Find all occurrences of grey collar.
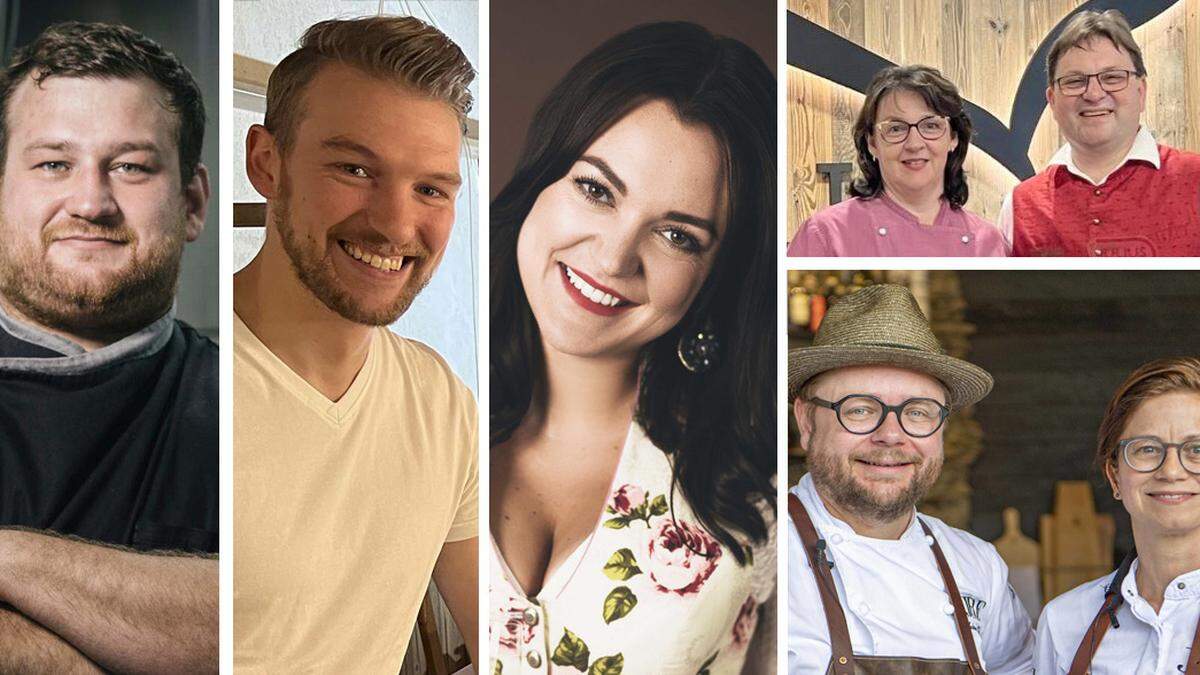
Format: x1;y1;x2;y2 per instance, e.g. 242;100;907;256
0;304;176;376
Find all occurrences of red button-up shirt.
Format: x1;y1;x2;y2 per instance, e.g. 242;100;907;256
1012;143;1200;256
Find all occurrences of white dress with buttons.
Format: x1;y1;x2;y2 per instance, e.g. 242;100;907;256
786;475;1035;674
1035;561;1200;674
490;423;776;674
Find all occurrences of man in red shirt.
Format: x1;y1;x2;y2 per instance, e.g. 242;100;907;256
999;10;1200;256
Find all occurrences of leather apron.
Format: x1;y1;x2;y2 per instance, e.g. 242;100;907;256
789;494;986;675
1067;552;1200;675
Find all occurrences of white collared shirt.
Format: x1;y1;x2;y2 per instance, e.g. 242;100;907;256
1036;560;1200;675
787;475;1035;674
998;126;1162;247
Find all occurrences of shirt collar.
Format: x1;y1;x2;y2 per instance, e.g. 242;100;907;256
1048;126;1161;185
1119;558;1200;624
0;303;175;375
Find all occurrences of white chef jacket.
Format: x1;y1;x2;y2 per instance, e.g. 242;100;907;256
787;474;1035;674
1035;560;1200;674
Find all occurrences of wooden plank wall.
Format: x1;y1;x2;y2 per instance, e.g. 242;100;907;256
786;0;1200;241
960;271;1200;556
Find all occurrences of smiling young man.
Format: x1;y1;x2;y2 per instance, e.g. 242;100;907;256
999;9;1200;256
786;285;1034;674
233;16;478;672
0;21;216;674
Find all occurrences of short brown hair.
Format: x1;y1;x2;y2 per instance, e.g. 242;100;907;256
265;16;474;153
1096;357;1200;471
1046;9;1147;84
0;21;206;183
849;65;973;209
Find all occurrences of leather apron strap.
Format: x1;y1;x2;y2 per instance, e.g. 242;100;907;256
1185;610;1200;675
789;493;856;675
918;519;986;675
1066;552;1136;675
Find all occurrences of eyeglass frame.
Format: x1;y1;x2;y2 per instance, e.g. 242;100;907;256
872;115;951;144
808;394;951;438
1117;435;1200;474
1052;69;1140;96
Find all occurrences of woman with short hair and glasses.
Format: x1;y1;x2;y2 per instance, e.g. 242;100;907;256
788;65;1007;256
1036;357;1200;674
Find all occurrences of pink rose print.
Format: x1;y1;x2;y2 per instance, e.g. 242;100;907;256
731;596;759;648
644;519;722;595
491;591;536;654
609;484;647;517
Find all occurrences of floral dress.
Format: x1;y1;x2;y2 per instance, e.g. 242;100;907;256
489;423;776;674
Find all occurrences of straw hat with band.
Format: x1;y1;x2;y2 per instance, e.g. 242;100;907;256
788;284;993;409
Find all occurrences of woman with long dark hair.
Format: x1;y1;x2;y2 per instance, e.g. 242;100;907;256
787;65;1007;257
489;21;776;673
1036;357;1200;674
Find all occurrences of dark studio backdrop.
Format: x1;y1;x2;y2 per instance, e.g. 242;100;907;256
1;0;219;337
490;0;776;198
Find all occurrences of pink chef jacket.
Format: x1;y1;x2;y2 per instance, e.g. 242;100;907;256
787;194;1008;257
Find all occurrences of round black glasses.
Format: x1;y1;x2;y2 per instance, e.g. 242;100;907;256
1118;436;1200;474
808;394;950;438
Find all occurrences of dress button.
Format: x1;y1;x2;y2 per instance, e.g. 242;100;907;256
942;603;955;615
961;235;970;244
1094;188;1102;196
878;227;888;236
1094;249;1103;256
526;650;543;668
1092;218;1101;225
522;607;539;626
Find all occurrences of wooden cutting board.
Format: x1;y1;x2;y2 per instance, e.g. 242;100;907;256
1040;481;1114;602
993;507;1042;618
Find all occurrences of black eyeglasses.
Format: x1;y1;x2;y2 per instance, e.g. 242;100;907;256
873;115;950;144
809;394;950;438
1118;436;1200;474
1053;69;1138;96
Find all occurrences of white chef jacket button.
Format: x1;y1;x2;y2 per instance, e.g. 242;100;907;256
858;602;870;615
522;607;539;626
526;650;543;668
924;535;935;546
878;227;888;236
830;533;844;545
961;235;970;244
942;603;954;615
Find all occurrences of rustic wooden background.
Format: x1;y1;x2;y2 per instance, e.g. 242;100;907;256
962;270;1200;558
786;0;1200;240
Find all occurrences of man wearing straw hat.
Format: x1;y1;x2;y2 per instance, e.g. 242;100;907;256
787;284;1034;674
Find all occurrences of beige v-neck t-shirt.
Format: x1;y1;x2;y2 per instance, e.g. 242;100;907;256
233;314;477;673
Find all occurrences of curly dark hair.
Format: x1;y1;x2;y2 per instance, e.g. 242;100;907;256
491;22;776;565
0;21;206;184
849;65;973;208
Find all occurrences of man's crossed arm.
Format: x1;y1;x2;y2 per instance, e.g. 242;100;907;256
0;528;217;674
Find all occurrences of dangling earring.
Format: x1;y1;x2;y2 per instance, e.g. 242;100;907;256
677;325;719;373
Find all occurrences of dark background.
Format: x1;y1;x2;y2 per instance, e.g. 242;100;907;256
490;0;776;199
962;270;1200;557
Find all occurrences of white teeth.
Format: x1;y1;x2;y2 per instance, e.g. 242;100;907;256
340;241;406;272
563;265;623;307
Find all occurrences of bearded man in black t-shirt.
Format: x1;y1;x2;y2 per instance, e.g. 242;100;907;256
0;22;216;673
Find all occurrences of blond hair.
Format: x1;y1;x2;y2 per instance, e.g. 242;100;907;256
1047;9;1146;83
264;16;474;151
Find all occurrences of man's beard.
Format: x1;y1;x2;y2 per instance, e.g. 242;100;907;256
807;439;943;524
0;217;183;340
272;174;433;326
